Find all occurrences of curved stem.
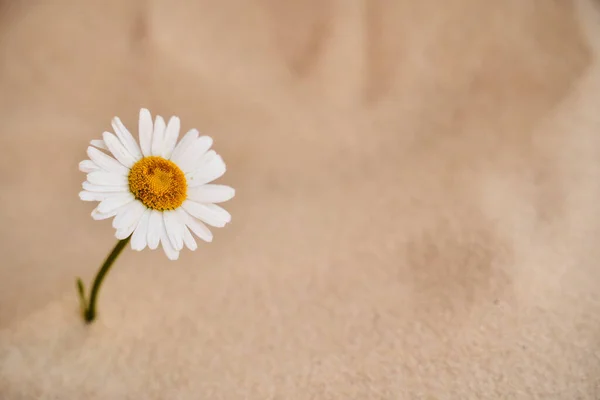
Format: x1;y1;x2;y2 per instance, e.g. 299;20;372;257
79;236;131;324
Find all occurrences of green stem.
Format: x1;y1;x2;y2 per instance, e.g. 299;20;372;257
77;236;131;324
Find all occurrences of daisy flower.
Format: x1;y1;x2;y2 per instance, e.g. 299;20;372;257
75;109;234;323
79;108;234;260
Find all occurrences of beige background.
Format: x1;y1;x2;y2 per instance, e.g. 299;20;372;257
1;0;600;398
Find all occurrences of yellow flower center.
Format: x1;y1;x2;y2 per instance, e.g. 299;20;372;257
128;156;187;211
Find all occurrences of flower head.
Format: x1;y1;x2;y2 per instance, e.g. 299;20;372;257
79;108;235;260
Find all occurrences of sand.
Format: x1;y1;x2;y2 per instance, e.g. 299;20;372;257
1;0;600;398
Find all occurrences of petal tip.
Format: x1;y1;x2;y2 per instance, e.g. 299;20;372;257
79;191;93;201
90;209;105;220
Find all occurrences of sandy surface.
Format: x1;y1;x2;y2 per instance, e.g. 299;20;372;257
1;0;600;398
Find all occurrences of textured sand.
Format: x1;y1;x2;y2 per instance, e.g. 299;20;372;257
1;0;600;398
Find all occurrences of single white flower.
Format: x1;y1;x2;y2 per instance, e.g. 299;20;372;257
78;108;235;260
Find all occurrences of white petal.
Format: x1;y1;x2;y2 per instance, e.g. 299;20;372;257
87;147;130;175
177;137;213;173
112;200;146;234
147;210;163;250
177;208;213;242
163;210;184;251
87;171;128;186
131;209;151;251
115;203;146;239
116;226;133;240
82;181;129;193
182;200;228;228
205;203;232;224
116;224;141;240
79;190;117;202
90;139;108;150
112;206;128;228
103;132;136;168
139;108;153;157
97;192;135;213
170;129;199;163
187;138;216;173
160;226;180;260
162;116;181;159
182;225;197;250
79;160;100;173
186;153;226;187
91;208;118;220
112;116;142;160
151;115;166;156
187;184;235;204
